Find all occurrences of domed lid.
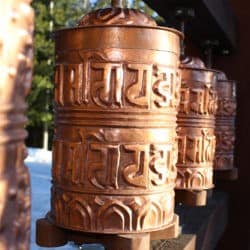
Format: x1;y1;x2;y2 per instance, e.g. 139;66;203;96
78;0;156;27
216;71;228;81
180;57;206;69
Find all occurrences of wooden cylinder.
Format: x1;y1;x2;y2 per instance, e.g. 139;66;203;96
176;58;217;192
214;72;237;175
48;7;182;235
0;1;34;249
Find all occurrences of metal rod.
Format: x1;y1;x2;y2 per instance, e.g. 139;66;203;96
203;40;219;69
175;8;195;60
180;20;185;59
206;47;213;69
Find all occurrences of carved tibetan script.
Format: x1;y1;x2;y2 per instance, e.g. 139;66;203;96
53;139;176;189
179;84;217;115
54;60;180;109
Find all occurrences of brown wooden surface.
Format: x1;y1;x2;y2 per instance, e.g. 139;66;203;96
36;215;179;249
175;189;211;206
151;192;228;250
0;1;33;249
175;58;217;203
214;74;237;174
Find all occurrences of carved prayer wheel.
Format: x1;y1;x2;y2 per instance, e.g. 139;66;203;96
36;1;182;247
175;57;217;205
0;1;33;249
214;71;237;180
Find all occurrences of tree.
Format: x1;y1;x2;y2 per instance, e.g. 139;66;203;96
27;0;91;149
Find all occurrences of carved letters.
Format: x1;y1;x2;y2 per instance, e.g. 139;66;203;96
123;144;149;188
179;83;217;115
88;143;120;189
54;60;180;109
126;64;152;108
176;65;217;190
214;79;236;171
53;133;177;190
178;129;216;164
92;63;123;107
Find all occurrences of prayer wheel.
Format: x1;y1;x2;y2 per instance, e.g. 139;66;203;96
175;57;217;205
214;71;237;180
36;1;182;247
0;1;33;249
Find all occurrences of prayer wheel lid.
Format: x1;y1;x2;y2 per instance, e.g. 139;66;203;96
180;57;206;69
216;71;228;81
78;0;157;27
180;56;220;74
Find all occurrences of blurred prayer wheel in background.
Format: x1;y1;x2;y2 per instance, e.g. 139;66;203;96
0;1;34;249
214;72;237;180
36;1;182;248
175;57;217;206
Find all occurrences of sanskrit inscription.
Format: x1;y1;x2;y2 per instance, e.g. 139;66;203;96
53;136;177;190
178;129;216;164
54;60;180;109
179;83;217;115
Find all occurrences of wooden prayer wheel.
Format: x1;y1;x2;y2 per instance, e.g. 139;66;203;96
36;1;182;248
175;57;217;206
214;71;237;180
0;1;34;249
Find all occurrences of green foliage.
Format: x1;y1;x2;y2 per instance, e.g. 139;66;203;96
28;0;92;129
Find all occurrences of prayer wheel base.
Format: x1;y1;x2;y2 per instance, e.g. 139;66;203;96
214;168;238;181
175;189;213;206
36;215;179;250
150;214;180;240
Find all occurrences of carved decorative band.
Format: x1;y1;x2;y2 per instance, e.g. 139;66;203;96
54;60;181;111
53;183;175;196
0;104;27;114
55;27;181;54
216;98;236;116
175;167;213;190
56;111;177;128
0;129;27;145
215;123;235;170
215;117;235;126
215;126;235;152
57;48;179;67
177;128;216;164
52;127;177;192
178;84;217;116
176;126;215;190
0;113;27;127
214;153;234;170
50;188;175;234
177;117;215;128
